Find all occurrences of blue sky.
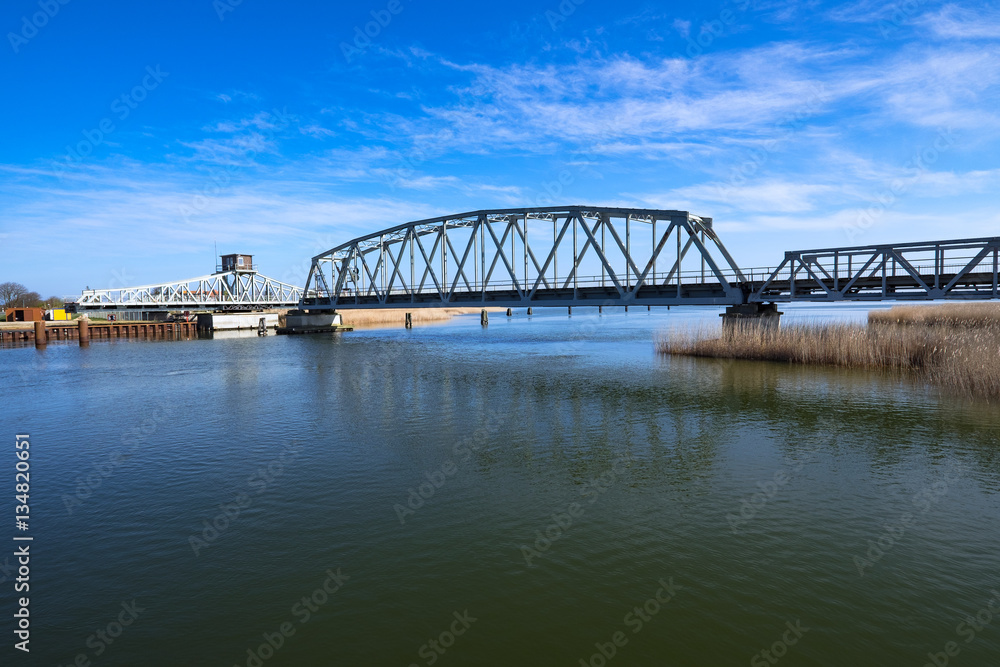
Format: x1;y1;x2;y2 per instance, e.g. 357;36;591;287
2;0;999;296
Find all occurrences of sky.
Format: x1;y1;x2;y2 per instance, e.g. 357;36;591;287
2;0;1000;297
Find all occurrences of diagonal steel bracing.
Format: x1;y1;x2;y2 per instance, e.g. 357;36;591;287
750;237;1000;302
74;270;304;310
302;206;747;308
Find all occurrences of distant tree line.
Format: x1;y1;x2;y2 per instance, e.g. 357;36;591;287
0;281;64;311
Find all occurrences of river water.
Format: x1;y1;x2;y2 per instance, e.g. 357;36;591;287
4;305;999;666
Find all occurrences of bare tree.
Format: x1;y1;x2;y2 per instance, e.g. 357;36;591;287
0;282;29;308
18;291;43;307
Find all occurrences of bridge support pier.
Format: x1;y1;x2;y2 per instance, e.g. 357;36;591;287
721;303;782;332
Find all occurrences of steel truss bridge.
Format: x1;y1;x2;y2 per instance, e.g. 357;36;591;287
73;269;304;312
301;206;1000;309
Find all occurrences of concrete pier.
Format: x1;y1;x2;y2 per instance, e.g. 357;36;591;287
720;303;783;331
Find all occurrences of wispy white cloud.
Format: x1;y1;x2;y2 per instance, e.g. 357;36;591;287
919;4;1000;39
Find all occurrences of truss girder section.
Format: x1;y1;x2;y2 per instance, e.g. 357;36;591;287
302;206;747;309
749;237;1000;302
75;271;304;309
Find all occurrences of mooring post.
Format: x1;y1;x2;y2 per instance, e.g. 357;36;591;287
527;307;532;316
405;312;412;329
625;305;628;313
598;305;602;314
647;305;651;311
480;309;489;326
506;308;512;317
34;320;46;348
78;318;89;345
568;306;572;315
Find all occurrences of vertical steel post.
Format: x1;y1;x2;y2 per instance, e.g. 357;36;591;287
523;216;528;291
700;230;706;283
573;213;578;293
993;246;998;296
676;223;682;298
652;219;656;285
935;244;941;290
553;217;558;286
601;216;606;288
626;215;631;291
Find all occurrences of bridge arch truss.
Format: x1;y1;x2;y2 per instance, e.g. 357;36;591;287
302;206;748;309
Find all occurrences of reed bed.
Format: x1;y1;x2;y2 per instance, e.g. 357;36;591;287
336;307;496;328
868;301;1000;327
657;315;1000;399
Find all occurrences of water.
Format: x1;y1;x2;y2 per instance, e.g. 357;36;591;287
4;305;999;666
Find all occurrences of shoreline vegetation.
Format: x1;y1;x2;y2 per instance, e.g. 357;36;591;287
657;303;1000;398
335;307;502;328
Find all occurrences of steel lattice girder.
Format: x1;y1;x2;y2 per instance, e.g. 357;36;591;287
302;206;748;308
749;236;1000;302
74;270;304;310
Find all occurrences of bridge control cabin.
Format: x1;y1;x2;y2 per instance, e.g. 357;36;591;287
218;254;255;273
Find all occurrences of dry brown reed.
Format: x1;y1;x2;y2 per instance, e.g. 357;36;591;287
868;301;1000;327
657;312;1000;399
336;307;498;328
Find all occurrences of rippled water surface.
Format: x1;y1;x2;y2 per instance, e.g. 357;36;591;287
5;305;1000;666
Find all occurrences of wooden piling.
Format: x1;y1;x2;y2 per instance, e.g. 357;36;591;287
34;321;46;347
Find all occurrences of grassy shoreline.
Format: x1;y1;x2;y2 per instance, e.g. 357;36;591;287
657;303;1000;398
335;307;502;328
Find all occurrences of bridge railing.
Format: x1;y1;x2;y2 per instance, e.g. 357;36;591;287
750;238;1000;302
